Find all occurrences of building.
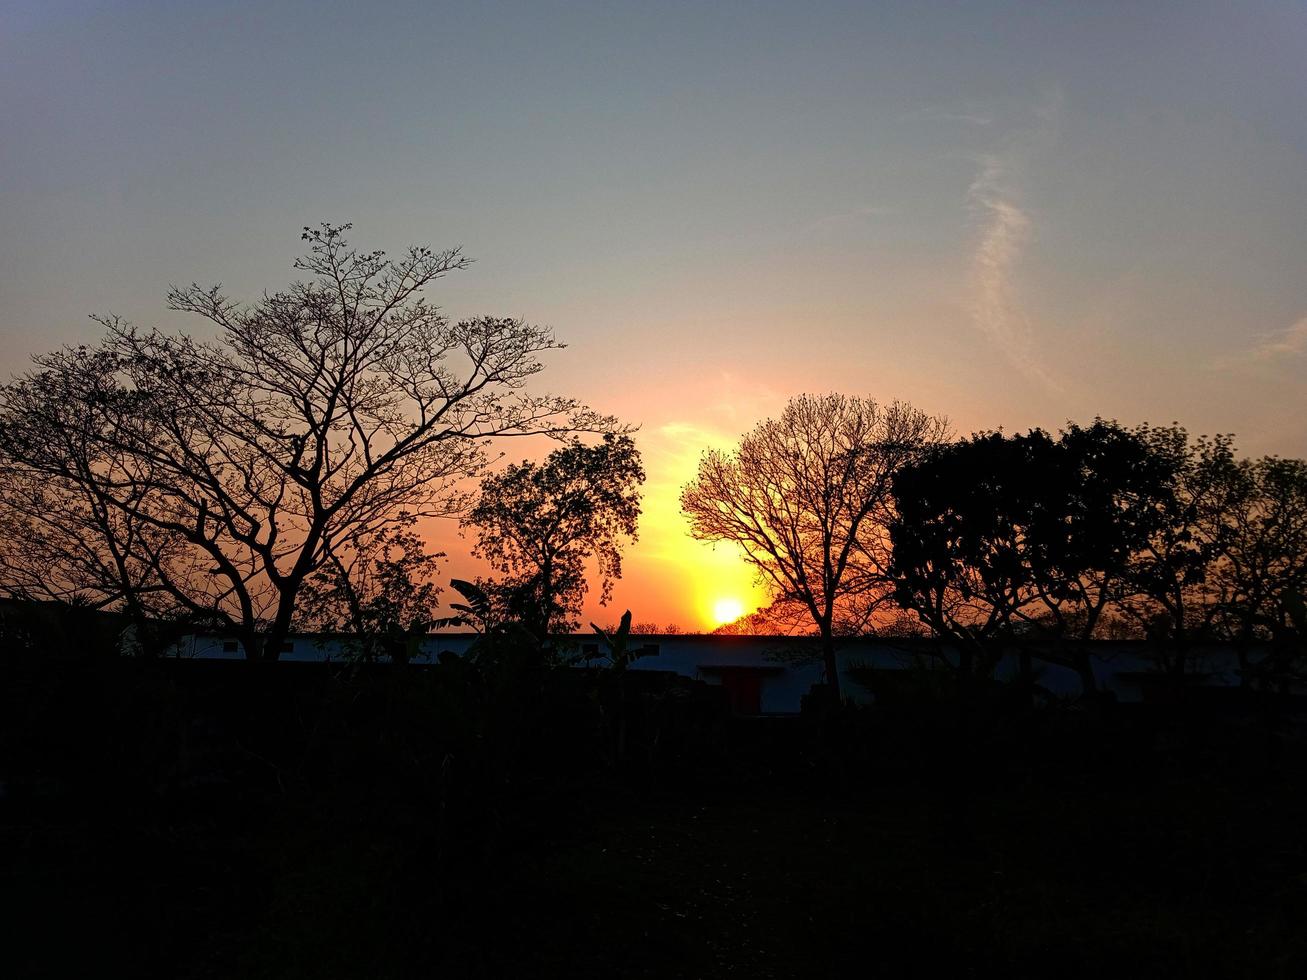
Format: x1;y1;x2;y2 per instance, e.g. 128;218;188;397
173;631;1263;715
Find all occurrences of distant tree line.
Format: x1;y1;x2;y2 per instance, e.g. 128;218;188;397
684;395;1307;700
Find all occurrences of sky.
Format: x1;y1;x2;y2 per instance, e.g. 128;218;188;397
2;1;1305;630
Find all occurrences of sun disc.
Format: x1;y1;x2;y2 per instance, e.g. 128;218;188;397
712;597;745;626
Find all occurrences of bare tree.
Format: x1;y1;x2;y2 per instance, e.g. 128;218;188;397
680;394;949;701
0;223;614;660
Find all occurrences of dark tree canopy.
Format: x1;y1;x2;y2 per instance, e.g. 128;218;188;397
680;393;949;700
888;421;1177;686
464;433;645;638
1201;455;1307;688
1111;425;1244;677
0;223;614;659
1102;427;1307;686
1210;456;1307;643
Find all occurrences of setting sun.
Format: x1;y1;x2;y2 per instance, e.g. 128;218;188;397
711;597;745;627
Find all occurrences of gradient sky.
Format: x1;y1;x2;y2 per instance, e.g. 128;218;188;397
3;1;1306;629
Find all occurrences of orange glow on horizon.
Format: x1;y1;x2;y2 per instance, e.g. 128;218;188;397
599;395;779;633
440;377;789;633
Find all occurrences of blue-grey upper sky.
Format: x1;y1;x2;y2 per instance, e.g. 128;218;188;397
3;0;1305;622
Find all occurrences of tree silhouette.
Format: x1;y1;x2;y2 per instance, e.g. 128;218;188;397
0;223;615;660
888;430;1055;680
296;513;445;663
1200;455;1307;687
888;422;1175;692
1024;421;1176;644
681;394;948;701
464;433;644;640
1113;425;1241;686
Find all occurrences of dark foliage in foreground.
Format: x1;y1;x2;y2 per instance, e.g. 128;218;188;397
4;628;1307;978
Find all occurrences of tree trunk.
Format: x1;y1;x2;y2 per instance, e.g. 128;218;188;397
957;644;974;680
240;628;266;662
1236;643;1252;689
1168;640;1187;701
261;583;304;663
1073;649;1098;698
821;628;842;704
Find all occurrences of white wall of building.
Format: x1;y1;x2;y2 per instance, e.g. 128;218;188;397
171;631;1253;714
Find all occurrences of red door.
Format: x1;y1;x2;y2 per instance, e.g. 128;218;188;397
719;669;762;715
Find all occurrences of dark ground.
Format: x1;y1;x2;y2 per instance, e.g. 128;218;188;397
481;774;1307;979
4;658;1307;978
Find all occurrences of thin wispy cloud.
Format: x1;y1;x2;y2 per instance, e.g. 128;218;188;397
1211;315;1307;369
1249;316;1307;361
962;91;1064;392
966;153;1061;391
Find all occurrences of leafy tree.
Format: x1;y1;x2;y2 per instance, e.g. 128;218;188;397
888;422;1176;692
1204;456;1307;687
888;430;1058;681
680;394;949;701
1017;421;1180;692
463;433;645;639
0;223;613;660
296;513;445;662
1114;425;1243;686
